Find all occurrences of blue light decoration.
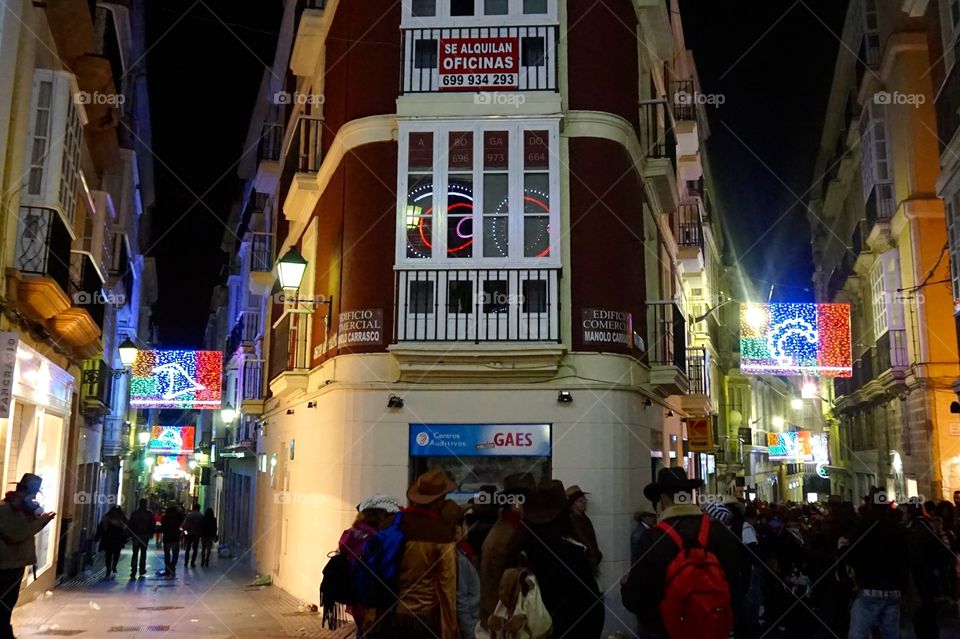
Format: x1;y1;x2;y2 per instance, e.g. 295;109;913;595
740;303;852;377
146;425;196;454
130;350;222;409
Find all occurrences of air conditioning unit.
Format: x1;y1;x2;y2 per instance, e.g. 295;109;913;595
21;69;88;234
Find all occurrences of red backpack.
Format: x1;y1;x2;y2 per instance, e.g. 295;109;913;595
656;515;734;639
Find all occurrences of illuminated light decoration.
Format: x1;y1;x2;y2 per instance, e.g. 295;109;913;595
767;430;830;463
740;303;852;377
816;463;830;479
130;350;222;409
404;182;550;258
146;425;196;454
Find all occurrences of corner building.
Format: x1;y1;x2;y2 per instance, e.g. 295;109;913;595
255;1;724;632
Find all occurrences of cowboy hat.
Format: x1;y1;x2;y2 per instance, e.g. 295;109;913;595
643;467;703;504
565;485;589;504
13;473;42;494
357;493;401;513
502;473;536;496
407;468;456;505
524;480;567;525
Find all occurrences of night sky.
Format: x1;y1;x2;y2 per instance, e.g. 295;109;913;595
143;1;848;344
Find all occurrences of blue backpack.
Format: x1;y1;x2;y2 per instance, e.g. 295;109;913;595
355;512;405;610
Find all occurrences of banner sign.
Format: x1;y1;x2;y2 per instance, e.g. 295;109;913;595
147;425;196;454
409;423;551;457
130;350;222;409
767;430;830;462
687;417;714;452
0;333;18;416
337;309;383;347
438;37;519;91
581;309;631;347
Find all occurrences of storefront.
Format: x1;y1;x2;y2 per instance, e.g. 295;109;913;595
408;423;552;500
0;336;74;595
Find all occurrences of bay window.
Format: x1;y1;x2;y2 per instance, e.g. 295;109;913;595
397;120;559;265
404;0;554;23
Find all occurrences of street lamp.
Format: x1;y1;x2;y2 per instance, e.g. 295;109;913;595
144;456;155;468
220;403;238;424
278;246;308;290
137;431;150;446
771;416;785;429
790;398;803;411
118;338;138;367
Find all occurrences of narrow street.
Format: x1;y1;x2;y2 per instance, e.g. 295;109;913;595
11;549;354;639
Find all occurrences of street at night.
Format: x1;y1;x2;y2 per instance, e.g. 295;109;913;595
3;1;960;638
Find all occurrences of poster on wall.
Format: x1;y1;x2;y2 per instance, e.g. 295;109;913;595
740;303;852;377
581;309;631;347
337;309;383;347
0;332;18;416
409;423;552;457
438;37;520;91
130;350;222;409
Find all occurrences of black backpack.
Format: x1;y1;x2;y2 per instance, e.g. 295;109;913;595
319;552;353;629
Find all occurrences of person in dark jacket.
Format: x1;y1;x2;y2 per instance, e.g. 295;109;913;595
523;480;604;639
621;467;742;639
95;506;128;579
199;508;218;567
181;503;203;568
0;474;55;639
160;504;184;577
566;484;603;574
127;499;154;579
846;489;909;639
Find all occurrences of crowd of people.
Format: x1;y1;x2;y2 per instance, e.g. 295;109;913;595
321;467;960;639
93;499;218;579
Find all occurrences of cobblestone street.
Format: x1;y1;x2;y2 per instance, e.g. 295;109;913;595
11;548;354;638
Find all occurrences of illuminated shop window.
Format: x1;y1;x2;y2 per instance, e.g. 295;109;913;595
397;121;559;264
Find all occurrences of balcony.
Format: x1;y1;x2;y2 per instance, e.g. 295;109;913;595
673;202;704;274
715;436;743;468
101;416;130;458
80;359;113;414
268;311;311;397
226;310;261;357
241;359;265;415
11;206;73;320
400;26;558;94
640;100;678;215
290;0;327;77
876;328;908;385
680;346;711;415
281;114;323;223
936;58;960;154
249;233;274;296
394;267;560;343
647;301;687;396
254;121;283;194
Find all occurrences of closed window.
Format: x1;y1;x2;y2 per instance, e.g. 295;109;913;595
414;39;438;69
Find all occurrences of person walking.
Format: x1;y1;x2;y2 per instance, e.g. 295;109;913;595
153;509;162;548
160;504;184;577
846;489;909;639
94;506;128;579
199;508;218;567
379;468;460;639
566;484;603;574
622;467;742;639
182;504;203;568
127;499;154;579
455;511;480;639
523;480;605;638
0;473;56;639
478;473;534;632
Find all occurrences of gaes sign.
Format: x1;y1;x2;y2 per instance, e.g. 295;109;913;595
409;423;551;457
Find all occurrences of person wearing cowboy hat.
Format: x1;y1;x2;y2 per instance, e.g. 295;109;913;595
621;467;743;639
479;472;535;632
373;468;459;639
0;473;55;639
566;484;603;574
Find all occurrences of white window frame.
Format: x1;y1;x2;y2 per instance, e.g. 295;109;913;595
948;194;960;310
860;100;894;211
396;119;560;268
870;257;887;338
402;0;557;27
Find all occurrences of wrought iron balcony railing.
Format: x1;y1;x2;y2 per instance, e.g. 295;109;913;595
242;359;265;402
250;233;272;272
269;312;311;381
15;206;72;292
394;267;560;342
639;100;676;166
687;346;709;395
647;301;686;370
